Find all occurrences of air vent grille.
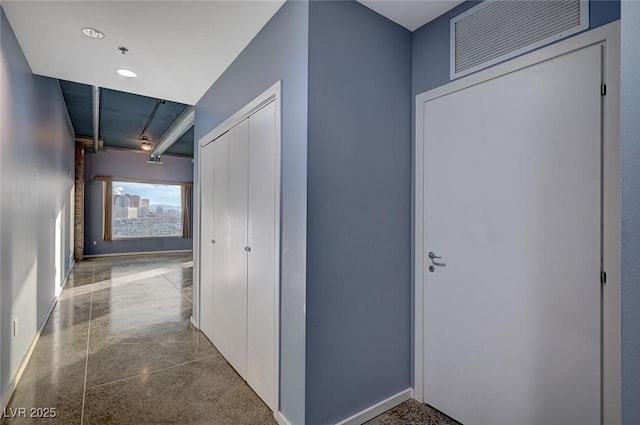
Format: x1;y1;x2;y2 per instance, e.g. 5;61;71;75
451;0;588;79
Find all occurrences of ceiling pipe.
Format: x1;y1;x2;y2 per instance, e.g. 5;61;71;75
149;106;194;160
91;86;100;153
138;99;166;141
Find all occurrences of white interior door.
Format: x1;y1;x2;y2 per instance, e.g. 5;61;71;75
247;101;277;410
216;120;249;379
200;141;215;339
422;45;602;425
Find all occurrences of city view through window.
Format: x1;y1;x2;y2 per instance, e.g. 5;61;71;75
112;181;182;239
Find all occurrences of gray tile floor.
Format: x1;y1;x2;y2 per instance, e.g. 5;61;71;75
2;254;456;425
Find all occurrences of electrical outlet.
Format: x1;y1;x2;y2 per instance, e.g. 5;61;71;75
13;319;18;337
93;240;97;246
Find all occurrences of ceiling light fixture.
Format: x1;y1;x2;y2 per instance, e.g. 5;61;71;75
81;27;104;39
117;68;137;78
141;139;153;152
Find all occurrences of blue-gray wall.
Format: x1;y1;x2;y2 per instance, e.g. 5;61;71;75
306;2;412;424
83;149;193;256
193;1;626;423
1;6;75;405
621;2;640;423
194;2;308;423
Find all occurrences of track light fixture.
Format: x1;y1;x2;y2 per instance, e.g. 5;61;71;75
141;137;153;152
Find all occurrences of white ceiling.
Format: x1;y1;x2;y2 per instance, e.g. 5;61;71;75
2;1;285;105
3;1;461;105
358;0;463;31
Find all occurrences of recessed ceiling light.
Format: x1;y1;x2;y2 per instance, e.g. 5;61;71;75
117;69;137;78
81;27;104;39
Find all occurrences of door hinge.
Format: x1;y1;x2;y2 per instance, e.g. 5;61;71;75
601;84;607;96
601;270;607;285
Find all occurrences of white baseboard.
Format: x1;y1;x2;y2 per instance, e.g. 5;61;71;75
1;266;75;410
66;259;75;279
276;411;294;425
84;249;192;258
190;316;199;329
335;388;412;425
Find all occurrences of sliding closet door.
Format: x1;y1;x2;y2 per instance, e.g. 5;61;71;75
199;142;215;340
246;101;277;409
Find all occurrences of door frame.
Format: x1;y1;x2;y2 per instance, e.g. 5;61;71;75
194;81;282;415
413;22;621;424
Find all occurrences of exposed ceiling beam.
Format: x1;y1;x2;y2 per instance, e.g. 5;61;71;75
149;106;195;160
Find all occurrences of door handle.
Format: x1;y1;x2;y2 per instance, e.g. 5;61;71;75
428;251;446;267
244;246;251;252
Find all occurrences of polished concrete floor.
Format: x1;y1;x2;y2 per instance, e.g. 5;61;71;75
2;254;455;425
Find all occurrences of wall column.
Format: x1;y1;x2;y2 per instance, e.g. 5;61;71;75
74;142;84;261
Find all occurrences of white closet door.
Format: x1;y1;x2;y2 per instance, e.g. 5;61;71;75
218;120;250;379
246;101;277;409
199;141;215;340
212;133;235;370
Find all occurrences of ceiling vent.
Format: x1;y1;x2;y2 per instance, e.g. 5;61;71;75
450;0;588;79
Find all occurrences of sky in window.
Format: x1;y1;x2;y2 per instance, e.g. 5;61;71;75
113;182;181;207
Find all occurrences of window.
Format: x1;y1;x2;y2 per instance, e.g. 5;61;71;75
111;181;182;239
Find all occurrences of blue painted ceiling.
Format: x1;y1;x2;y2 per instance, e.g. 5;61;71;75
59;80;194;157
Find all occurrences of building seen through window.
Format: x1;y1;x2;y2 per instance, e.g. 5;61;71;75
112;181;182;239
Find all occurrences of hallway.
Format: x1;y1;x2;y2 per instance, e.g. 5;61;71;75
1;254;455;425
1;254;274;424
